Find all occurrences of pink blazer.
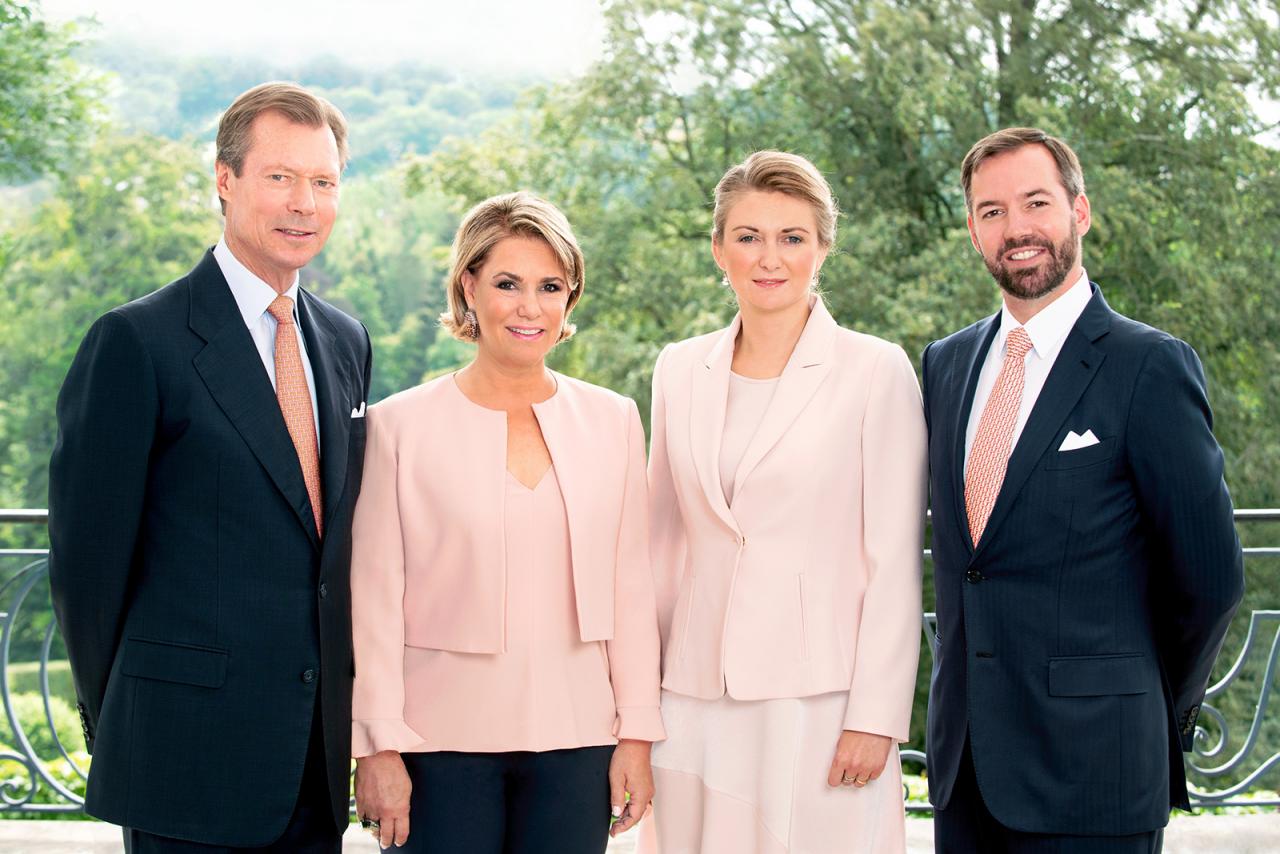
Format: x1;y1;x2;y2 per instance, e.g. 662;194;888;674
648;297;927;740
350;372;664;755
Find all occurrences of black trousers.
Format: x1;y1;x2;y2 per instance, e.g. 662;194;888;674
390;745;615;854
934;739;1164;854
124;701;341;854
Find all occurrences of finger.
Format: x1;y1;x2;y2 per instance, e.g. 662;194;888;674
609;770;626;817
379;817;395;850
395;814;410;847
615;803;640;834
827;762;845;787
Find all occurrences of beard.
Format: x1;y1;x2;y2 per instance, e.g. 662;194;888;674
984;222;1079;302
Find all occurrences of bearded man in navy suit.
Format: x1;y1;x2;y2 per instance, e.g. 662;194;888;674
49;83;371;852
921;127;1244;853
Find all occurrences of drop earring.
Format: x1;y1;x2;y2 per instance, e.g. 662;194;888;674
463;308;479;340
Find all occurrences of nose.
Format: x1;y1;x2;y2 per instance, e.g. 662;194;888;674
516;286;541;319
288;180;316;216
758;240;781;271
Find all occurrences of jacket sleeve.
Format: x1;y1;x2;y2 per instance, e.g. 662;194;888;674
47;311;158;752
349;404;426;756
842;344;928;741
1126;337;1244;751
647;344;688;650
606;398;666;742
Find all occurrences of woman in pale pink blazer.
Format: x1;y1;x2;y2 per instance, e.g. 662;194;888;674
639;152;928;854
350;192;663;853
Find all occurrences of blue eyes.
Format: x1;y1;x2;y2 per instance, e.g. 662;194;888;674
736;234;804;244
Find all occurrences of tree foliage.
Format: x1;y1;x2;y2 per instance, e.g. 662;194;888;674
0;0;99;182
424;0;1280;503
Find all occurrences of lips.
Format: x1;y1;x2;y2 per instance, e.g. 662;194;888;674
1001;241;1050;263
753;278;787;288
275;227;316;239
506;326;544;341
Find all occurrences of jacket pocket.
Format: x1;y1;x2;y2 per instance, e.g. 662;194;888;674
1048;653;1147;697
1044;437;1116;470
121;637;229;689
796;574;809;660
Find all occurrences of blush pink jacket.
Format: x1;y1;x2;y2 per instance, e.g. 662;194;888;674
350;372;664;756
648;297;928;741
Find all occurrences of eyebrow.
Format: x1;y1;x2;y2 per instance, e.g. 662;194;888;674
731;225;812;233
491;270;566;283
974;188;1052;211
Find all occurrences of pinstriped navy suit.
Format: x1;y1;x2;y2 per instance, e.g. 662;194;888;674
922;284;1243;843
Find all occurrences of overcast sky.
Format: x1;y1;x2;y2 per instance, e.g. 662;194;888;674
39;0;606;76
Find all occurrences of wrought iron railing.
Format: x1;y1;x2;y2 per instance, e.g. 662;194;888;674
1;509;1276;815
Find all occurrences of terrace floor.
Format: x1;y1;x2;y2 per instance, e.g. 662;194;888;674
0;813;1275;853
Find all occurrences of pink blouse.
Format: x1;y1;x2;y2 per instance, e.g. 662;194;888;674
399;467;618;752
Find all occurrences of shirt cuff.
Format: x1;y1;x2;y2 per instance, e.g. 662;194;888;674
613;705;666;742
352;718;427;757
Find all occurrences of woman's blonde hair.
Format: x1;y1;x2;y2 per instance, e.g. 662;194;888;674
712;150;839;248
440;191;585;343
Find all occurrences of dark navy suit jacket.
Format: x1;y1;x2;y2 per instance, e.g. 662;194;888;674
922;285;1243;835
48;250;371;845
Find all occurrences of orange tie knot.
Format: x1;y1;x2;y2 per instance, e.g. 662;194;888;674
267;294;295;326
1006;326;1033;360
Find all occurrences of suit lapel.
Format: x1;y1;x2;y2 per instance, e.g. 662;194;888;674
951;315;1000;555
690;318;740;534
297;290;354;534
730;298;836;495
188;251;320;549
975;288;1110;554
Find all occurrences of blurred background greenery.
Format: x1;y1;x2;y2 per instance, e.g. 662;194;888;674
1;0;1277;797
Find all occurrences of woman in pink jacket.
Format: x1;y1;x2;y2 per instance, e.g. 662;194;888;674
641;152;928;854
350;192;664;853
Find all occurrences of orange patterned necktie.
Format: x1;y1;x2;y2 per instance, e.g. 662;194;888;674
267;295;323;537
965;326;1034;545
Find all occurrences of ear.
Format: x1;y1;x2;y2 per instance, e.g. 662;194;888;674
461;270;476;310
710;238;726;274
966;213;982;255
214;160;233;209
1073;192;1092;238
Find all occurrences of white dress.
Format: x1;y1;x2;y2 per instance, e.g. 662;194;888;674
640;373;906;854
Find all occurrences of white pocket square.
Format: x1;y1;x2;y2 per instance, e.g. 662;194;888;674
350;402;366;419
1058;429;1099;451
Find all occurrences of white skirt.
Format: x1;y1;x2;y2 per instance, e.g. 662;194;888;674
638;690;905;854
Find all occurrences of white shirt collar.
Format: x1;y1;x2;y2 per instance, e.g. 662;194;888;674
213;236;302;327
996;268;1092;361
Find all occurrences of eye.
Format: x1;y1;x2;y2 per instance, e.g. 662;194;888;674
784;234;804;245
269;174;287;182
540;282;563;292
736;234;757;244
980;208;1004;220
1028;199;1049;209
495;279;517;290
315;179;336;189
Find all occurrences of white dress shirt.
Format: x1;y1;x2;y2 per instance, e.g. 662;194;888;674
963;269;1093;472
213;237;321;444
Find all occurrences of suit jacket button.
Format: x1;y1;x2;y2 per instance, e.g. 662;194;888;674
319;583;328;599
301;669;316;683
966;569;984;584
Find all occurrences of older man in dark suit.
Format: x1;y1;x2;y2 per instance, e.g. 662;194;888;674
49;82;370;852
922;127;1244;853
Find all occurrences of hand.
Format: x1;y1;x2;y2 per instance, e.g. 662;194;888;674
827;729;892;789
355;751;412;848
608;739;654;836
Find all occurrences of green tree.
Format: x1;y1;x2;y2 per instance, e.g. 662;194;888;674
0;0;99;181
0;132;221;530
